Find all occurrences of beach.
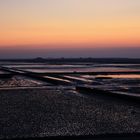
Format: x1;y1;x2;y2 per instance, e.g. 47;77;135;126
0;59;140;139
0;87;140;139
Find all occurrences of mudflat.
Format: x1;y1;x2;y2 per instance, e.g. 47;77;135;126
0;88;139;139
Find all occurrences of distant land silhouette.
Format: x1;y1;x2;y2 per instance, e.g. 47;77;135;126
0;58;140;64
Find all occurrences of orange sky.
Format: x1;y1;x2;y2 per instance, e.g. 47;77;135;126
0;0;140;49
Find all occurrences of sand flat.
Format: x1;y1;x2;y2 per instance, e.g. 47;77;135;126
0;88;139;139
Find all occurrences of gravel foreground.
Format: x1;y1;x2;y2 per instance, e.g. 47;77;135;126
0;88;140;139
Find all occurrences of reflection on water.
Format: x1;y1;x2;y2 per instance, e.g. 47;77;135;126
63;75;93;83
6;64;89;69
23;67;140;73
44;76;71;83
1;63;140;95
100;74;140;79
4;63;140;73
94;63;140;67
81;74;140;80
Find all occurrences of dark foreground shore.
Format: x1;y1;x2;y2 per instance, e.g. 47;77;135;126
0;88;140;139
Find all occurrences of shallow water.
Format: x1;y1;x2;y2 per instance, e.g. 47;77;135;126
81;74;140;80
0;63;140;95
99;74;140;79
4;63;140;73
23;67;140;73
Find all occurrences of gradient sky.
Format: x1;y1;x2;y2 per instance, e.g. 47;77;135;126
0;0;140;58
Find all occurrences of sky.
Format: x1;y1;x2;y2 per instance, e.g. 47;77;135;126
0;0;140;58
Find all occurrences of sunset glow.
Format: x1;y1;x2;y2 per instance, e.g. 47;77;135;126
0;0;140;58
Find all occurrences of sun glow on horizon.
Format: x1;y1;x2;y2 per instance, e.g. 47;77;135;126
0;0;140;54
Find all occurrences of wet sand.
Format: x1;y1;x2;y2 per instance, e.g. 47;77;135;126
0;59;140;139
0;76;47;88
0;88;140;139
